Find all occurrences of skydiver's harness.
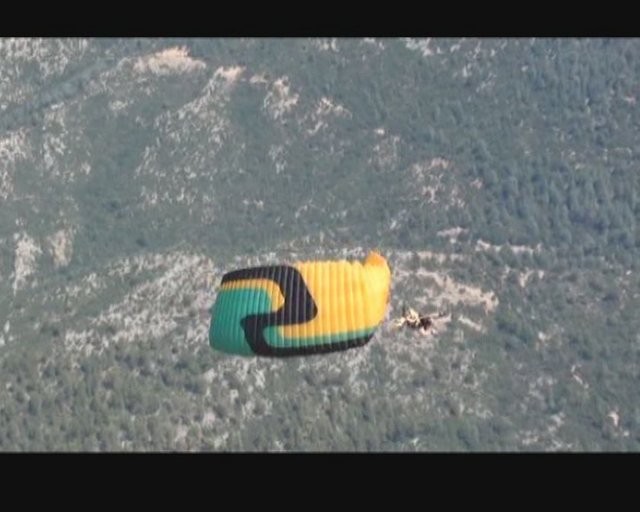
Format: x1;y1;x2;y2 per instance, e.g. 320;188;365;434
393;304;446;334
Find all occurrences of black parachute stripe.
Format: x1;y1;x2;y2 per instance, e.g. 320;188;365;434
221;265;321;356
253;333;374;358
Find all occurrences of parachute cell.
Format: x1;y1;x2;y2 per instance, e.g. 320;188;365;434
209;251;391;357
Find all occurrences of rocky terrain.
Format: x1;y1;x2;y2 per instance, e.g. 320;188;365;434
1;38;639;450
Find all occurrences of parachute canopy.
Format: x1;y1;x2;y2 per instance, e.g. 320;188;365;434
209;251;391;357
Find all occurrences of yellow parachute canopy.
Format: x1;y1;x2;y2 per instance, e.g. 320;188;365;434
209;251;391;357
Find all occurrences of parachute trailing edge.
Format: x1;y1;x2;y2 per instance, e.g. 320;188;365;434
209;251;392;357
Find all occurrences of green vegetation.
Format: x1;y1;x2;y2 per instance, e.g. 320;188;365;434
1;38;639;450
